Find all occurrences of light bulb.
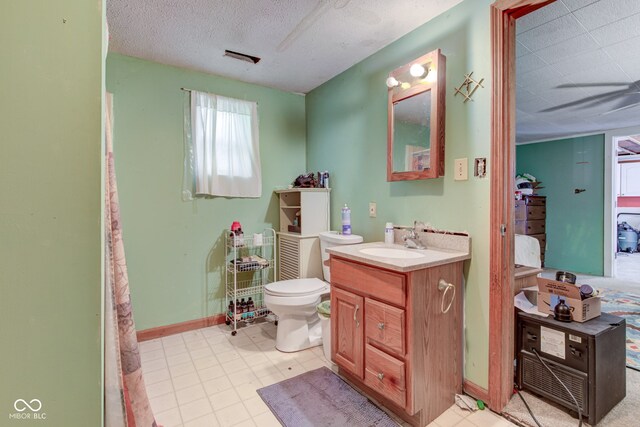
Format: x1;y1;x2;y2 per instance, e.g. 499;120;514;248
386;76;399;88
410;63;426;77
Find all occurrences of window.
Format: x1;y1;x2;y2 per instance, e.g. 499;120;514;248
187;91;261;198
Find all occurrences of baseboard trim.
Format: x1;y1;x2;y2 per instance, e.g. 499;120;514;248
136;313;227;342
463;380;491;404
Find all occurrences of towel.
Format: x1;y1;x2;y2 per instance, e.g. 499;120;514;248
515;234;541;268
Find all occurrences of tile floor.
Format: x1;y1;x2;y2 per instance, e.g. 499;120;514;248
140;321;516;427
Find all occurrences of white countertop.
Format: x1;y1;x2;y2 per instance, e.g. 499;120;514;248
327;242;471;273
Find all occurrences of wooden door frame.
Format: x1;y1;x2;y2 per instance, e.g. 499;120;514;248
489;0;556;412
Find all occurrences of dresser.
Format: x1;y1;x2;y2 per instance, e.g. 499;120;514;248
515;195;546;266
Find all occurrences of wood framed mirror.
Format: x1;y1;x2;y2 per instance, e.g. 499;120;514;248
387;49;446;181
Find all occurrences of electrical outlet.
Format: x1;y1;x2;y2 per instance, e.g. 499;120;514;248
369;202;377;218
474;158;487;178
454;158;468;181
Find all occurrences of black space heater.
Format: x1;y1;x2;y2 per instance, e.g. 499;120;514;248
516;311;626;425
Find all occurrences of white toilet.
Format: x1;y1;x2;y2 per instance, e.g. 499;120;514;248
264;231;363;352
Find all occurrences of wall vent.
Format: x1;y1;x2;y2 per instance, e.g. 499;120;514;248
224;50;261;64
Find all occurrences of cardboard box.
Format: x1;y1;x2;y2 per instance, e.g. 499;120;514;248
537;277;601;322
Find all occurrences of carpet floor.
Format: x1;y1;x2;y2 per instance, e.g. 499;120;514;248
257;367;399;427
598;288;640;370
503;368;640;427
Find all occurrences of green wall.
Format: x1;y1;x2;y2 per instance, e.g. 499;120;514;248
306;0;492;388
0;1;103;425
517;135;605;275
106;54;306;330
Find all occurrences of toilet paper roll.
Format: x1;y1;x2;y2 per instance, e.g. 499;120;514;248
253;233;263;246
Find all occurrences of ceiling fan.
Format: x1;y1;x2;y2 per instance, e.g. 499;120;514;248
539;80;640;116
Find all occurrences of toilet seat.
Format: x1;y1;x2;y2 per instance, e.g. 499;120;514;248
264;278;328;297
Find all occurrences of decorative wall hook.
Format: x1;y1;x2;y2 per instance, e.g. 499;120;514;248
454;72;485;103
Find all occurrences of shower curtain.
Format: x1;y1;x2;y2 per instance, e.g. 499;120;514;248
104;93;157;427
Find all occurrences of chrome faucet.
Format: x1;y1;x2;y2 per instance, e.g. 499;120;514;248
403;221;426;249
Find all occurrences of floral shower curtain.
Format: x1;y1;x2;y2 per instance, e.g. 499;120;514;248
104;93;157;427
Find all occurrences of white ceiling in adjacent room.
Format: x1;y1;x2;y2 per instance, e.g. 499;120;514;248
516;0;640;143
618;135;640;156
107;0;463;94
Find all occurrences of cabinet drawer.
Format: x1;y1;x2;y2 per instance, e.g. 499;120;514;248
364;344;406;408
515;204;546;220
365;299;405;357
520;195;546;206
515;220;545;235
331;258;406;307
530;233;546;255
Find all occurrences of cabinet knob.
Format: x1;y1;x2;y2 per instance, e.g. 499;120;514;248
378;322;385;330
377;372;384;381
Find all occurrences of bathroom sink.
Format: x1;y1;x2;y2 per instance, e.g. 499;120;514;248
359;247;425;259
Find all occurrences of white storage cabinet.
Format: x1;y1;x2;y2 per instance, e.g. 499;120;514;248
620;162;640;196
275;188;330;281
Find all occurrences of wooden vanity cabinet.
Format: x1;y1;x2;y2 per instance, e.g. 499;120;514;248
330;256;464;427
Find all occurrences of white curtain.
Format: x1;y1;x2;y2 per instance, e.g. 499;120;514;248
190;91;261;197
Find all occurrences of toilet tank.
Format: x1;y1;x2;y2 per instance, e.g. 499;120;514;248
318;231;363;282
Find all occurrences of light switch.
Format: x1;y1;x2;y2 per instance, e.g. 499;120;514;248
454;158;468;181
369;202;377;218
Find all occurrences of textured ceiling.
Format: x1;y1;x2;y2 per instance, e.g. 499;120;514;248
516;0;640;143
107;0;463;94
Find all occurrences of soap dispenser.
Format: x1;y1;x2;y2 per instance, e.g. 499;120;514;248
341;204;351;235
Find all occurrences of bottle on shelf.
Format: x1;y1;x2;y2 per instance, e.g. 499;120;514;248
228;300;234;318
240;298;247;319
246;297;255;323
230;221;244;247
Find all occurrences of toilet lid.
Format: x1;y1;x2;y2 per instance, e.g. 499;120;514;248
264;278;328;297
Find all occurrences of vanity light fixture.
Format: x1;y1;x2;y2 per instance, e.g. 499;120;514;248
386;76;400;88
386;64;432;89
410;63;427;78
425;68;436;83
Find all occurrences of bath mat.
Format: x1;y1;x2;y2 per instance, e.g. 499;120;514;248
256;367;399;427
598;288;640;371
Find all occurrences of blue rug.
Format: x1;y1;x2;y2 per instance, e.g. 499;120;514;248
599;289;640;371
257;367;398;427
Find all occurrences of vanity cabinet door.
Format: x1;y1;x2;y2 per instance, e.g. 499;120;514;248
332;287;364;379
